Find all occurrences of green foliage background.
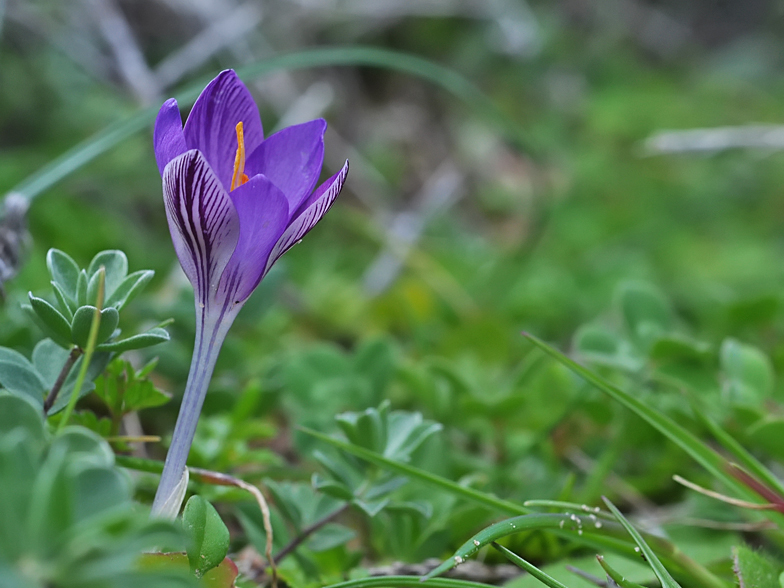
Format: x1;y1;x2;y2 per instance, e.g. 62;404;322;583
3;1;784;585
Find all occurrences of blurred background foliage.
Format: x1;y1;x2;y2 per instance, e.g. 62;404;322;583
3;0;784;585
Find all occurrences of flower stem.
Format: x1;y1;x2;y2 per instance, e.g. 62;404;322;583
151;308;235;517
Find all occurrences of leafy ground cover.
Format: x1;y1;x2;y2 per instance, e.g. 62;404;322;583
3;1;784;587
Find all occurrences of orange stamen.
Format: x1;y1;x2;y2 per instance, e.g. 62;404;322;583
230;121;249;191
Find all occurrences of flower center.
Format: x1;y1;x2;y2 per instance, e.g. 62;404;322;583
230;121;250;191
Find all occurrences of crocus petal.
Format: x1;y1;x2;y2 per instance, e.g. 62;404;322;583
264;160;348;276
154;98;188;175
162;150;240;310
183;70;264;191
217;174;290;304
245;119;326;212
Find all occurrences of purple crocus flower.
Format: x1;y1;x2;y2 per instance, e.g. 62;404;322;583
151;70;348;516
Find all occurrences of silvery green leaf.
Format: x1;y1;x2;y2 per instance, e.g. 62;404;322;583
71;306;119;348
25;294;72;348
46;249;79;302
0;362;46;407
0;392;45;441
50;282;75;320
75;269;88;307
105;270;154;310
96;327;169;353
311;473;354;501
305;523;355;552
352;498;389;518
87;250;128;299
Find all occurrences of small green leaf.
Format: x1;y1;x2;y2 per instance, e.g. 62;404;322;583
352;498;389;517
733;545;781;588
76;269;88;307
384;500;432;519
26;294;73;346
51;282;75;320
649;335;712;364
88;250;128;298
182;495;230;578
0;360;47;406
363;476;408;500
306;523;356;552
124;380;170;411
32;339;73;388
384;410;442;461
46;249;80;302
312;474;355;501
573;324;644;372
0;392;45;441
105;269;154;310
616;281;672;349
312;450;364;490
86;270;104;308
96;327;169;352
71;465;129;522
336;402;388;453
721;338;774;405
71;306;119;347
50;426;115;466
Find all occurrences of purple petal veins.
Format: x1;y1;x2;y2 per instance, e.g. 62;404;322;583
265;160;349;276
152;69;347;518
183;70;264;191
162;150;239;312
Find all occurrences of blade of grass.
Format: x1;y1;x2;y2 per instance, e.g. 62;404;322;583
523;500;615;522
323;577;497;588
522;334;761;503
422;514;597;580
691;404;784;498
10;46;534;201
492;543;573;588
596;555;648;588
601;497;681;588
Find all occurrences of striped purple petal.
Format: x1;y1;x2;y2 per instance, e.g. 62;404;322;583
162;150;240;312
264;161;348;276
154;98;188;175
245;119;326;213
183;70;264;192
219;175;290;304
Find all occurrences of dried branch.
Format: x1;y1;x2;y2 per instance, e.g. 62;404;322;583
152;2;262;91
642;125;784;155
673;474;778;510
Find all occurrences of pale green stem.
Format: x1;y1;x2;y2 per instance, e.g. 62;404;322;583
151;304;238;516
